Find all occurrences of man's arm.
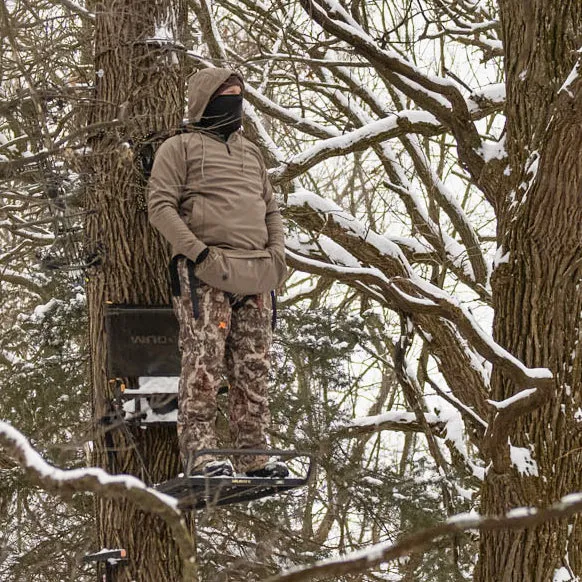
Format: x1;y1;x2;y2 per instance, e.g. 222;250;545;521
260;159;285;256
147;136;207;262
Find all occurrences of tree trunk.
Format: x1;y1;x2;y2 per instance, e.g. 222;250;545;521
477;1;582;579
85;1;193;580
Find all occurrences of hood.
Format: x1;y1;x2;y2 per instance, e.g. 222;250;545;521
187;68;244;123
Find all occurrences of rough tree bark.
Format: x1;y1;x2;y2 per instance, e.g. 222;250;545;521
477;1;582;580
85;1;193;580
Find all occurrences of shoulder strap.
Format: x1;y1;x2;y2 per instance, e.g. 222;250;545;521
135;123;195;179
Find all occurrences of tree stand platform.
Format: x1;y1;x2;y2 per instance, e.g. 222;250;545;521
156;449;313;510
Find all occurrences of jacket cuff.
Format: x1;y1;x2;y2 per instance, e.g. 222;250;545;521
180;238;208;264
267;245;285;259
194;246;209;265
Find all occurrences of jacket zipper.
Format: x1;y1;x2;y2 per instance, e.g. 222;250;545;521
225;142;231;155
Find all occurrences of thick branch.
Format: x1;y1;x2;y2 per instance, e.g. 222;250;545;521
0;270;47;297
264;493;582;582
270;111;441;183
286;242;551;424
285;197;491;421
0;421;198;580
332;411;446;439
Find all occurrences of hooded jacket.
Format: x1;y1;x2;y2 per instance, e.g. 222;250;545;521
147;68;286;295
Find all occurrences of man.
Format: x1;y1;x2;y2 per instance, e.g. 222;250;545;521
147;68;288;478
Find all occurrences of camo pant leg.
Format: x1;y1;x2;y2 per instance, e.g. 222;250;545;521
172;258;231;469
225;292;273;472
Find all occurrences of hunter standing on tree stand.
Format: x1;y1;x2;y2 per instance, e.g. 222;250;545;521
147;68;288;478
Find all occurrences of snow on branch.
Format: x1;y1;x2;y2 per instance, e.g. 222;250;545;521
300;64;489;299
297;0;497;198
269;111;440;183
332;411;445;439
190;0;228;64
51;0;95;22
287;185;486;302
286;188;550;411
0;269;48;297
285;224;551;431
421;12;502;60
383;168;485;296
467;83;506;115
488;388;538;410
298;0;469;118
263;493;582;582
388;277;553;389
285;193;491;416
401;136;489;286
0;421;197;578
243;105;283;167
0;349;23;367
286;188;414;276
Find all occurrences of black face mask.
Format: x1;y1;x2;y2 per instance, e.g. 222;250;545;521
197;94;243;139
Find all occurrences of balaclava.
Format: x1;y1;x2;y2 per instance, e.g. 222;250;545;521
197;75;244;140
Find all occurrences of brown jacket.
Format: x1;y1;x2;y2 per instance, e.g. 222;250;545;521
147;68;286;295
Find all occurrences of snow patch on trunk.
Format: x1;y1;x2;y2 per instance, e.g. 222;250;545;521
509;443;538;476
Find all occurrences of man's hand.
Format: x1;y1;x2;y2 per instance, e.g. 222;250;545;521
267;246;288;292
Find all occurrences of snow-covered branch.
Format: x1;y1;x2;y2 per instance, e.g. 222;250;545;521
49;0;95;22
270;111;441;183
0;269;48;297
285;192;492;420
399;135;488;286
297;0;502;199
285;223;552;428
333;411;445;438
558;48;582;100
263;493;582;582
0;421;197;578
244;83;339;142
387;277;553;390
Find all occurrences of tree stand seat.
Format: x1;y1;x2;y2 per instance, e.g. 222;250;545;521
104;305;228;425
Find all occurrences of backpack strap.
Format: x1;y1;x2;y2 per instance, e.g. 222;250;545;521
169;255;183;297
270;290;277;331
186;260;200;320
169;254;200;320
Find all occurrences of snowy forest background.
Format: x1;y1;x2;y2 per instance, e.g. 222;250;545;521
1;0;582;581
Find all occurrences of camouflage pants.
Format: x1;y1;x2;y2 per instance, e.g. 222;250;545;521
172;257;272;472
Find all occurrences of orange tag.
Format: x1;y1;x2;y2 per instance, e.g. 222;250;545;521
218;321;227;329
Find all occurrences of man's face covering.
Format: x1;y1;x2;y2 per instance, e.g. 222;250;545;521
198;94;243;138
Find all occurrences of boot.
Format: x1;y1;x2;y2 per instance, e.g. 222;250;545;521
245;461;289;478
189;459;234;477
